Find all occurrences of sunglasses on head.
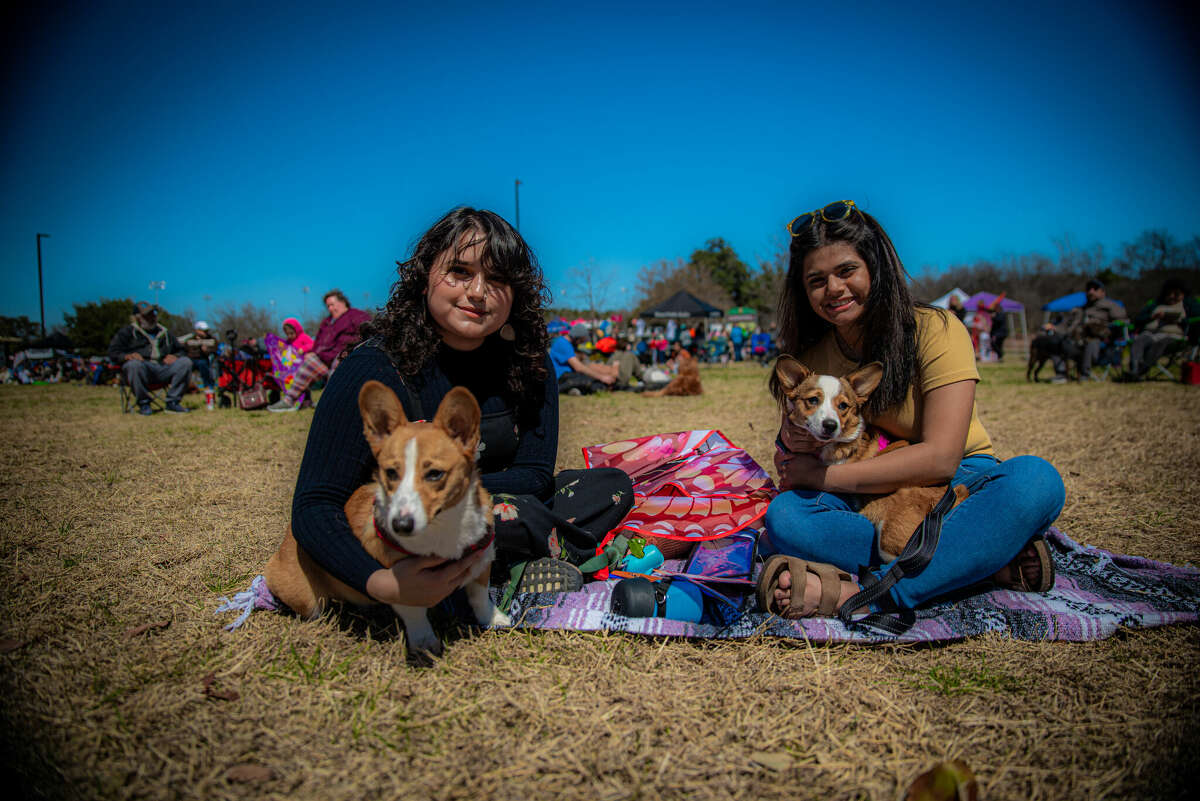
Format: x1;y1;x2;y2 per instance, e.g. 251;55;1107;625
786;200;859;237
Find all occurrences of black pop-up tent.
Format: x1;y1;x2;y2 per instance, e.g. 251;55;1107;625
640;290;724;319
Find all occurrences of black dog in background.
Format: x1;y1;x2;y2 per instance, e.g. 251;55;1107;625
1027;332;1081;382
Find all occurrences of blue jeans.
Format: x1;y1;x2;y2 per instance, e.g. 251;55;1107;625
762;454;1065;609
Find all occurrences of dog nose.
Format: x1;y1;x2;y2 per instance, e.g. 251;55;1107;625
391;514;414;534
822;419;838;436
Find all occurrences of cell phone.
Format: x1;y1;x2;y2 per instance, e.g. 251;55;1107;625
683;530;758;583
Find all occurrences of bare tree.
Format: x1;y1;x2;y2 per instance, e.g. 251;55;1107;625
633;258;733;312
212;302;275;344
566;261;612;321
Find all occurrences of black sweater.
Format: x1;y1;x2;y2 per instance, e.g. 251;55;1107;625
290;341;558;595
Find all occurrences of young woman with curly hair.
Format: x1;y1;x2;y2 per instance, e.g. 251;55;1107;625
758;200;1065;623
289;208;632;613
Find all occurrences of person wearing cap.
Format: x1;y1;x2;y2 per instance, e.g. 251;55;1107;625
549;323;619;395
107;301;193;414
1057;279;1127;381
180;320;218;390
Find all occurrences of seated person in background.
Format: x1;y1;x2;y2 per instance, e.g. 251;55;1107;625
1059;278;1127;381
282;317;314;354
180;320;218;389
550;323;619;395
268;289;370;412
1124;278;1198;380
266;317;318;402
606;337;645;389
107;301;193;415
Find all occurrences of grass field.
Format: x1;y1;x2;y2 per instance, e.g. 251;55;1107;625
1;362;1198;800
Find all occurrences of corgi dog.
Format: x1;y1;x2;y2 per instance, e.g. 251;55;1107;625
265;381;509;655
643;350;702;397
772;356;968;558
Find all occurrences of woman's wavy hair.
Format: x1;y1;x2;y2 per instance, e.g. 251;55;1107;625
771;205;939;418
363;207;551;420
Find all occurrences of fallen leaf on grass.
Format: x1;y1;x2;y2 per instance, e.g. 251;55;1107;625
226;764;274;782
201;671;240;701
125;620;170;637
904;760;978;801
0;639;25;653
749;751;794;772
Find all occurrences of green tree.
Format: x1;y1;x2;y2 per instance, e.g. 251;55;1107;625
689;238;751;306
0;315;40;346
63;298;136;356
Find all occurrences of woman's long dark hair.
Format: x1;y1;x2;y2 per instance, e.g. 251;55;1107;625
771;205;939;418
362;207;551;421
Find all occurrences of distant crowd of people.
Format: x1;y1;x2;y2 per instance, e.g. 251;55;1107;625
547;319;777;395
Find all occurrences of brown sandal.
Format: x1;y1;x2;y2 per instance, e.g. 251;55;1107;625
756;555;855;618
992;536;1054;592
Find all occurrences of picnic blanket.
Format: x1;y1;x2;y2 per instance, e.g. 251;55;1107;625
503;527;1200;643
508;430;1200;642
264;333;304;394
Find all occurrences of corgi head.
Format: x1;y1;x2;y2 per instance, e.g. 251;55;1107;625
358;381;482;550
773;356;883;442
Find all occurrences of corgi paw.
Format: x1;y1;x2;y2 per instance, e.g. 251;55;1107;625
485;608;512;628
408;633;443;657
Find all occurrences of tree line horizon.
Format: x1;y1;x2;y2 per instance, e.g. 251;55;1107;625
3;228;1198;356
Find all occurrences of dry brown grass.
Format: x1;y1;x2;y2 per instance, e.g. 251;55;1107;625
1;364;1198;800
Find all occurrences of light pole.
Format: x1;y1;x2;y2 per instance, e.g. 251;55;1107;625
148;280;165;308
203;294;212;320
302;286;310;320
36;233;50;340
514;179;521;232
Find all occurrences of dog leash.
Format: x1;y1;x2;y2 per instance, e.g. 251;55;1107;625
837;471;994;635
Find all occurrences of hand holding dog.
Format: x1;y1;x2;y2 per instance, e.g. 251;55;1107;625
366;549;489;608
774;450;829;491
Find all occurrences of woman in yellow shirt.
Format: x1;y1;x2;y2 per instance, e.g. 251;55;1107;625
759;201;1064;626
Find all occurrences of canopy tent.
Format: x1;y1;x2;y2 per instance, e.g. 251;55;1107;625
725;306;757;323
12;347;79;364
640;291;724;319
930;288;970;309
965;292;1028;342
1041;292;1124;325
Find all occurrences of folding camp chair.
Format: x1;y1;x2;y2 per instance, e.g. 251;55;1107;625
119;372;167;413
1148;315;1200;381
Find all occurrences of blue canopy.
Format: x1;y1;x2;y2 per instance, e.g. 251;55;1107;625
1042;292;1124;312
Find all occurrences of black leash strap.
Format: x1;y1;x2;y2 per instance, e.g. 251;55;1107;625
837;474;989;634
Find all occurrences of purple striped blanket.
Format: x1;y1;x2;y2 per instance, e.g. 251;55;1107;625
503;528;1200;643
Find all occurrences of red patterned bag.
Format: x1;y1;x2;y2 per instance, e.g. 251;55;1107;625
583;430;777;558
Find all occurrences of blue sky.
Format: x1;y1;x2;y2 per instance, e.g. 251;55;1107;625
2;0;1198;329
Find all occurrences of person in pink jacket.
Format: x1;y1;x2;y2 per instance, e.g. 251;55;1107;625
282;317;314;354
268;290;370;412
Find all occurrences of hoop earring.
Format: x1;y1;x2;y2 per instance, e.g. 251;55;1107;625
498;324;515;342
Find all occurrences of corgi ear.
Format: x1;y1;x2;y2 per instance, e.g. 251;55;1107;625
846;362;884;400
359;381;409;456
433;386;481;456
774;355;811;391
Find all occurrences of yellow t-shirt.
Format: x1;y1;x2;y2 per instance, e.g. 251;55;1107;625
797;307;994;457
